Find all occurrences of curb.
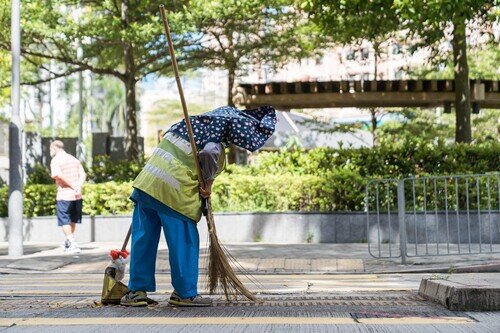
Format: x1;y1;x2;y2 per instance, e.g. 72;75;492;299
418;277;500;311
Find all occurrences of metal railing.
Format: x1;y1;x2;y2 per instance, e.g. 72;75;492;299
366;173;500;264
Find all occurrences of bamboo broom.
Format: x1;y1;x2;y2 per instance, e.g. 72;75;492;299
159;5;257;302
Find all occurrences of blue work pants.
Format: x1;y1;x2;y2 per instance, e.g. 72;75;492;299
128;201;200;298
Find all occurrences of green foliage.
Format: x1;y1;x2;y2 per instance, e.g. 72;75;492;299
0;50;9;107
0;0;191;160
23;184;57;218
87;155;145;183
82;182;135;216
184;0;322;104
145;100;210;150
394;0;494;51
303;0;400;47
89;76;126;135
26;163;53;185
0;186;7;217
410;45;500;80
211;171;365;212
0;182;134;217
1;143;499;217
378;108;500;145
248;142;500;178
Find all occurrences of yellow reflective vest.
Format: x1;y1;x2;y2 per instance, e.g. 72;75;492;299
133;132;225;222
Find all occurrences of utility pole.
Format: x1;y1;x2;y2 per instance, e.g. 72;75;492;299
77;1;84;160
9;0;23;257
49;60;55;138
77;54;84;160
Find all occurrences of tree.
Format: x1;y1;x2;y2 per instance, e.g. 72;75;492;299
410;44;500;80
394;0;497;143
89;76;126;135
184;0;320;107
0;50;9;107
302;0;401;146
182;0;320;163
0;0;190;160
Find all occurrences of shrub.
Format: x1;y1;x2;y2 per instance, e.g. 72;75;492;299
0;143;498;217
0;182;134;217
26;163;53;185
87;155;144;183
0;186;7;217
249;141;500;178
24;184;57;217
83;182;134;216
0;170;366;217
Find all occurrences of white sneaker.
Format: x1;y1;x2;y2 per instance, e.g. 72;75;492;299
60;240;70;249
65;242;81;254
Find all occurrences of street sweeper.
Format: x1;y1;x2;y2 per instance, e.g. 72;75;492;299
119;105;277;307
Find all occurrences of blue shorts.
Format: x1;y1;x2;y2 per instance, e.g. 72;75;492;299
56;200;83;226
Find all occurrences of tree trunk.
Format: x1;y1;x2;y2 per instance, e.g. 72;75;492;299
124;77;139;160
227;66;238;164
452;18;472;143
370;108;378;146
227;67;236;107
121;0;139;160
370;44;380;146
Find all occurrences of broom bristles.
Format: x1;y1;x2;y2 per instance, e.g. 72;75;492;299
205;202;258;302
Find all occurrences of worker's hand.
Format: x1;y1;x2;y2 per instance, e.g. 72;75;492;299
199;180;213;199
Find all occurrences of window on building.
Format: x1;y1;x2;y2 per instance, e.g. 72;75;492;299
392;44;403;55
346;50;356;61
361;48;370;60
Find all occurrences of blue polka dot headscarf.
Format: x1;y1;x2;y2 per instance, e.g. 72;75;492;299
168;105;276;152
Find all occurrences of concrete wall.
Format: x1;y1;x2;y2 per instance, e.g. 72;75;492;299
367;212;500;244
0;211;498;244
0;212;367;244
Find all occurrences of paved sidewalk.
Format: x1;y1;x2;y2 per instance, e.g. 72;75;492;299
0;272;499;333
0;242;499;274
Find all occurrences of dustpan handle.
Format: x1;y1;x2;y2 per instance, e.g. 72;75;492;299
121;225;131;252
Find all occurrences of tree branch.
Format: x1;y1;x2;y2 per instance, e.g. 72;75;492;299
0;67;82;89
21;48;125;80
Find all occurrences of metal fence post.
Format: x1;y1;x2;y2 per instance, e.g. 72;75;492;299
397;180;407;265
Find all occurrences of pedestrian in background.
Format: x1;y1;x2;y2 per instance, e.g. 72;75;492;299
49;140;86;253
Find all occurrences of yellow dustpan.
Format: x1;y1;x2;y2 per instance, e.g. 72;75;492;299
101;226;131;305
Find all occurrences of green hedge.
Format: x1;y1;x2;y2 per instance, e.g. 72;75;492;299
25;143;499;184
0;186;7;217
0;170;366;217
211;169;365;212
0;182;134;217
0;143;498;217
245;142;500;178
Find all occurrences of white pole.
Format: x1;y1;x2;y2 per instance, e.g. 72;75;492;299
8;0;24;257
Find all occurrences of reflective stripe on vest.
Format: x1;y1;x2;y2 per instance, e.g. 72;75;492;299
133;134;225;222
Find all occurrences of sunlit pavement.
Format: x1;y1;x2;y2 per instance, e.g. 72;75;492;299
0;272;499;332
0;243;499;332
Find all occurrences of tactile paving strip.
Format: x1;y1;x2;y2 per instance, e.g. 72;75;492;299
212;294;426;307
0;293;472;320
0;293;428;309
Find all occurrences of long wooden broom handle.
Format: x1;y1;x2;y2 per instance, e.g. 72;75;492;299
121;225;131;251
159;4;204;184
121;6;206;253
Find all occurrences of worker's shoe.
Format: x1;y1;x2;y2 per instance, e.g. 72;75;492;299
120;290;148;307
169;291;213;307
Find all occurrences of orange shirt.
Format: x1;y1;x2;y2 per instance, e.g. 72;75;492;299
50;151;85;201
